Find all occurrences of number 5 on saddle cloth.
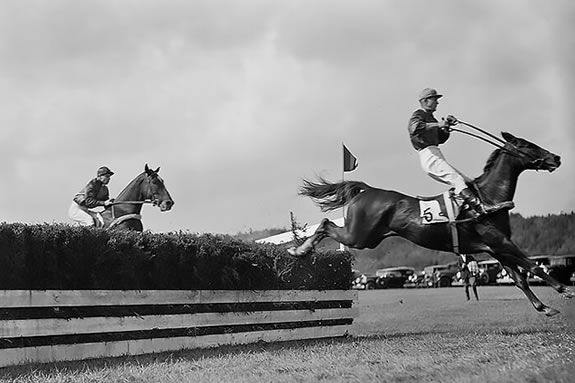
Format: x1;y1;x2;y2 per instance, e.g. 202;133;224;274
418;188;511;254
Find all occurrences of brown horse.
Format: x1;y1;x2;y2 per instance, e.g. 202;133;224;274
100;164;174;231
289;132;573;316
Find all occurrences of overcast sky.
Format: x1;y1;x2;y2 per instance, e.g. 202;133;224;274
1;0;573;234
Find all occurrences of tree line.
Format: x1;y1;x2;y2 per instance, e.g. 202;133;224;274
239;211;575;273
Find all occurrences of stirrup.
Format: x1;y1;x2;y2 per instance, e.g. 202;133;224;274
471;201;515;218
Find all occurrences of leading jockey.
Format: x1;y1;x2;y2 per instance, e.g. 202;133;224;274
408;88;498;217
68;166;115;227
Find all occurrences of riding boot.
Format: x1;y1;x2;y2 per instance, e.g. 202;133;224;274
459;188;501;217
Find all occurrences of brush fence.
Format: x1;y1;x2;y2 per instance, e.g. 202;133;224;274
0;289;358;367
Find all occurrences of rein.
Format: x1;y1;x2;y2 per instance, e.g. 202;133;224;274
110;200;154;221
110;200;153;205
452;119;543;165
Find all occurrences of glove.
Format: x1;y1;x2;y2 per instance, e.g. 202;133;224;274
445;115;458;126
439;119;452;131
104;199;115;207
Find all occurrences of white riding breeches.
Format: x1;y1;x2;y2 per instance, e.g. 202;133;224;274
68;202;103;227
418;146;470;194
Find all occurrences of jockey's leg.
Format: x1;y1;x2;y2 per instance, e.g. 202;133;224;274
419;146;509;216
68;202;95;226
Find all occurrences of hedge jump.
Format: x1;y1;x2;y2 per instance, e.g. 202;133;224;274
0;289;358;367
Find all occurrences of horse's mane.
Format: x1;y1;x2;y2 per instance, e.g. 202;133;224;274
483;149;501;173
473;148;501;184
115;172;146;200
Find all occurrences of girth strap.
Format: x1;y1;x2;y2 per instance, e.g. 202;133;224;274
443;192;459;254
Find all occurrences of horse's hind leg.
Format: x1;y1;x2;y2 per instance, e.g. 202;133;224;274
287;218;330;257
287;216;380;256
503;264;560;317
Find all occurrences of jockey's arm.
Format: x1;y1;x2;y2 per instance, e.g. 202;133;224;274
82;182;109;209
408;111;448;135
408;110;451;149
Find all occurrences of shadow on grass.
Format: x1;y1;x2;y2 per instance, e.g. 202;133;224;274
0;326;555;379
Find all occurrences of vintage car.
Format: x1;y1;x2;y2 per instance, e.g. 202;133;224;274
403;270;426;288
547;255;575;285
351;270;379;290
423;262;459;287
496;255;575;285
375;267;415;289
477;259;503;285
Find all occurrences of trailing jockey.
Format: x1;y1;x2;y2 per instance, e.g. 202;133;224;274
408;88;511;218
68;166;115;227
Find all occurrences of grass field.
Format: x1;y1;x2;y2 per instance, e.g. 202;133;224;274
1;286;574;382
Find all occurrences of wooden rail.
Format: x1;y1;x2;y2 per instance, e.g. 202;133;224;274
0;290;358;367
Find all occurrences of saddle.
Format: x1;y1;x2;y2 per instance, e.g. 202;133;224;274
419;187;514;224
418;187;514;253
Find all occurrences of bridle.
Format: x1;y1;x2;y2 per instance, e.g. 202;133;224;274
108;173;162;218
451;119;549;170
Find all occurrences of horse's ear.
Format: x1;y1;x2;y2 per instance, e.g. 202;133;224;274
145;164;150;173
501;132;516;143
155;167;160;173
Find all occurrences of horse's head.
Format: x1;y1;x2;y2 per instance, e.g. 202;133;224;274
144;164;174;211
502;132;561;172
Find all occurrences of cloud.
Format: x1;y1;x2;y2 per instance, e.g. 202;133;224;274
0;0;573;233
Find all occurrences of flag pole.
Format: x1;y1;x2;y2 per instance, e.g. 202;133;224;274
340;143;346;251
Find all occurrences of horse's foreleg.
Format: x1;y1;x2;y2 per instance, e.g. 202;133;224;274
503;265;560;317
503;248;573;299
476;224;573;298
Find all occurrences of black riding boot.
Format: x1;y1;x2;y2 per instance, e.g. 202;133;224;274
460;188;499;217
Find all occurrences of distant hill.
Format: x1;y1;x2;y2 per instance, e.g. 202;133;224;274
237;212;575;273
350;212;575;273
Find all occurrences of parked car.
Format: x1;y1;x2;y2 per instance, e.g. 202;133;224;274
477;259;503;285
547;255;575;285
375;267;415;289
423;262;459;287
496;255;575;286
406;270;426;288
496;268;515;285
351;270;379;290
527;255;550;285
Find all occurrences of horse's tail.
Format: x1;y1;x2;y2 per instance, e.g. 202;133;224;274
299;178;369;212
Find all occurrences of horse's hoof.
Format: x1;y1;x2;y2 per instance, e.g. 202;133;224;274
543;307;560;317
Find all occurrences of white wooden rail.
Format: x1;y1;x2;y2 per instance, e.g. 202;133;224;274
0;290;358;367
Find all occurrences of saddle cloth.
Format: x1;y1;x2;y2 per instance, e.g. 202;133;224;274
419;190;461;225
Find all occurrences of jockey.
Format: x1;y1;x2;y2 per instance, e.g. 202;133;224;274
68;166;115;227
408;88;498;217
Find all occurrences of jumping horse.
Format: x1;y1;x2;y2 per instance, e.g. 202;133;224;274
99;164;174;231
289;132;573;316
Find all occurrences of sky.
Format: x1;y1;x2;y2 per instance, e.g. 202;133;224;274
0;0;573;235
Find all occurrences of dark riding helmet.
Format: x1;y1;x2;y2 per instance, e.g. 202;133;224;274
97;166;115;177
419;88;443;101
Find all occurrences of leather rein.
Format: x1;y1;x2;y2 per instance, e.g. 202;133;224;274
450;119;547;170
